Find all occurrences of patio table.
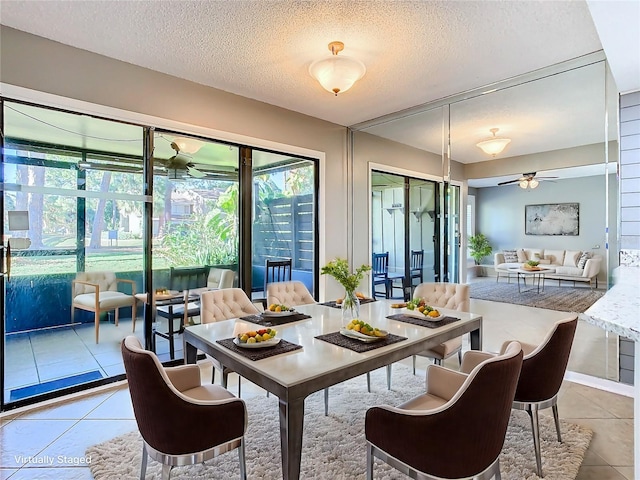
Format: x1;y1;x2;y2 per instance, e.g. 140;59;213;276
183;299;482;480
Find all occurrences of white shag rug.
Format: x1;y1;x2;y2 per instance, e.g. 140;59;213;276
87;366;591;480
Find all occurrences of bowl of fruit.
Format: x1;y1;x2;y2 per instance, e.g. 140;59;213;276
263;304;295;316
340;319;388;342
405;298;445;321
234;328;280;348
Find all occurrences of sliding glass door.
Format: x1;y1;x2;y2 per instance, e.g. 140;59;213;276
0;99;319;410
371;171;440;299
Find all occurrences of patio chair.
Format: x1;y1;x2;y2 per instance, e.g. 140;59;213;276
365;342;523;480
460;315;578;477
410;249;424;287
207;267;235;289
71;271;137;344
256;258;292;308
121;336;247;480
155;266;208;359
371;252;390;298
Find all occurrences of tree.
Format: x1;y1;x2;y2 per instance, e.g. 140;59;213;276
89;171;112;248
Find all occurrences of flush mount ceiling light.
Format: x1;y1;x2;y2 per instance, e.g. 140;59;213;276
309;41;366;96
476;128;511;157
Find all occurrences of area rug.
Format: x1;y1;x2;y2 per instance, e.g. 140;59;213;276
87;366;591;480
470;281;604;313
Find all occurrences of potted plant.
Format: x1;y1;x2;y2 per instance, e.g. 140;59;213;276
468;233;493;278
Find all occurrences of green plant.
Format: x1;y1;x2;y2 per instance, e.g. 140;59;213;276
468;233;492;265
321;258;371;292
526;260;540;267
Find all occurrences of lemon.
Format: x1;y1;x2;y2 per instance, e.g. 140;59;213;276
247;337;257;344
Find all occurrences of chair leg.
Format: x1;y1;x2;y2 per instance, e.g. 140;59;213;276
412;355;416;375
211;367;216;384
95;311;100;344
366;443;374;480
222;371;229;389
324;387;329;416
386;364;392;390
238;438;247;480
434;358;442;366
366;372;371;393
457;349;462;365
552;404;562;442
139;444;148;480
161;464;172;480
115;308;120;327
238;376;241;398
526;405;544;478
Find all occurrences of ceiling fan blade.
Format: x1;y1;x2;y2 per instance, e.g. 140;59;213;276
186;165;207;178
536;176;558;179
497;179;521;185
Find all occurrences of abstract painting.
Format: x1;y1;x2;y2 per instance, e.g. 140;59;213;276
525;203;579;236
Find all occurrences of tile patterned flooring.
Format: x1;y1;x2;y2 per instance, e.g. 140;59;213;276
0;296;634;479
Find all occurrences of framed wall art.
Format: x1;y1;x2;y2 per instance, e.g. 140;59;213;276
525;203;579;236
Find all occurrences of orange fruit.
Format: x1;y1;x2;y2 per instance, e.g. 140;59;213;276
428;310;440;318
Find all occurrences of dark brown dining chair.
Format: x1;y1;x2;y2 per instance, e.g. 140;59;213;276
121;336;247;480
365;342;523;480
371;252;390;298
460;315;578;478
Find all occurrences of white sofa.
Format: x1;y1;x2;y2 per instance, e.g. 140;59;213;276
494;248;602;288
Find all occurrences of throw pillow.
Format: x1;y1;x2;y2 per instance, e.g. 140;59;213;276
538;259;551;265
503;249;518;263
578;251;591;269
564;250;582;267
517;249;528;263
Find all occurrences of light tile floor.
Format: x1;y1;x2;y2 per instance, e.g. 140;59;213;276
0;296;634;479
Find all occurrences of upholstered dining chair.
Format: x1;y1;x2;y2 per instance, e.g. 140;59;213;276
71;271;137;344
365;342;523;480
460;315;578;478
200;288;262;396
410;282;470;373
266;280;315;307
121;336;247;480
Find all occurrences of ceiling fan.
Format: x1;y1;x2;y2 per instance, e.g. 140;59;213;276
154;141;207;179
497;172;558;189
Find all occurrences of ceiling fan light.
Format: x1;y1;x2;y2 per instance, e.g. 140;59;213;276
309;42;366;96
476;128;511;156
529;178;539;189
173;137;203;155
519;180;529;189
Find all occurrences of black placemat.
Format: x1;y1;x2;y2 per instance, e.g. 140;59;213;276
319;297;377;309
216;338;302;361
386;313;461;329
315;331;407;353
239;312;312;326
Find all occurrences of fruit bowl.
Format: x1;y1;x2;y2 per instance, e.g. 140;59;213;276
263;304;295;316
234;328;279;348
340;319;388;342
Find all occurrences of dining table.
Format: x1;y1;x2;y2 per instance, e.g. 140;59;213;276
183;299;483;480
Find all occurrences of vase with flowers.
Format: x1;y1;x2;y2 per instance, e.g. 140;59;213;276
321;258;371;322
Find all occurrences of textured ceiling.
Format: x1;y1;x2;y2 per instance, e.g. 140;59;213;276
0;0;603;127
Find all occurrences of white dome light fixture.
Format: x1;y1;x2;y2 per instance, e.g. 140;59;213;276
172;137;203;155
309;41;366;96
476;128;511;157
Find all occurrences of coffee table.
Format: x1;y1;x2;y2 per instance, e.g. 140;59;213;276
507;267;554;293
183;300;482;480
